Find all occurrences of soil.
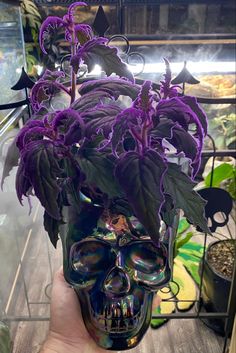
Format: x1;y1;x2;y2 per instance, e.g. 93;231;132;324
207;240;235;279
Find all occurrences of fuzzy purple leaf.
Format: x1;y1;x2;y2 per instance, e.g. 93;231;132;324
64;116;85;145
68;1;87;18
78;77;139;100
43;211;64;248
72;89;114;112
151;118;198;163
169;124;198;162
30;81;70;113
135;80;153;112
23;127;52;148
39;16;64;54
77;149;121;197
84;104;121;138
16;120;45;150
156;97;204;177
53;108;82;132
15;158;31;204
111;108;141;156
19;140;63;220
160;58;180;98
71;37;134;82
180;96;208;136
163;163;210;234
115;149;167;245
75;24;93;44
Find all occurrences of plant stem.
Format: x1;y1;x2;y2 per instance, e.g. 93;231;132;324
70;31;77;105
130;127;142;153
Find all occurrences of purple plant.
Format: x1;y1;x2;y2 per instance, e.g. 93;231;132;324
2;2;210;247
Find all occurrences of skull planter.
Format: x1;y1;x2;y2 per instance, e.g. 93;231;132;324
60;204;173;350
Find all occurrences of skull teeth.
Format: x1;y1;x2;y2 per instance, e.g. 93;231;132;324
92;299;142;333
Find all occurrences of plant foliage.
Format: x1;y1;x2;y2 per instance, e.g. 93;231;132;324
2;2;210;247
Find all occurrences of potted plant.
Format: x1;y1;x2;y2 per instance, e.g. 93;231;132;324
201;238;235;335
198;161;235;335
1;2;210;350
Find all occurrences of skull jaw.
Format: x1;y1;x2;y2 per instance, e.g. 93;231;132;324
76;289;154;350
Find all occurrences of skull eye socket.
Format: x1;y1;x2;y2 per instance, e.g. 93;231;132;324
123;242;170;287
124;242;165;274
71;241;114;274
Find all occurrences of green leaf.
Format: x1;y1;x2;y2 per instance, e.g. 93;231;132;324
177;218;190;234
174;232;194;258
227;176;236;200
77;150;121;198
115;150;167;245
205;163;235;187
163;163;210;234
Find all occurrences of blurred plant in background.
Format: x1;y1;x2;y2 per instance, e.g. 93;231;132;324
208;112;236;150
196;157;236;200
20;0;42;76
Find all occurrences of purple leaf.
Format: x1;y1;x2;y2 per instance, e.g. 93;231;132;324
22;127;52;148
1;137;19;190
180;96;208;136
160;58;180;98
151;118;174;139
68;1;87;18
19;140;63;220
135;80;153;112
64;116;85;145
78;77;139;100
43;211;64;248
30;71;69;113
77;149;121;197
169;123;198;162
156;97;204;177
39;16;64;54
15;158;31;204
75;24;93;44
163;163;210;234
16;120;45;150
41;70;65;82
53;108;83;132
110;108;141;156
115;149;167;245
71;37;134;82
72;89;114;112
84;104;121;138
151;118;198;163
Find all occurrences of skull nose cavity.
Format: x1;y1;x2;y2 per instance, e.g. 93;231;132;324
103;267;130;295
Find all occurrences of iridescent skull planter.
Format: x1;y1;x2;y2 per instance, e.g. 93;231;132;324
60;204;174;350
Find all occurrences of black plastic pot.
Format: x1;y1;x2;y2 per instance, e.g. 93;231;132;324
201;239;235;335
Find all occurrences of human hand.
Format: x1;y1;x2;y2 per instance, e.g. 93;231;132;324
40;268;108;353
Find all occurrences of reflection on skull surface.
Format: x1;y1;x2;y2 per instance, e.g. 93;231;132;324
61;208;172;350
